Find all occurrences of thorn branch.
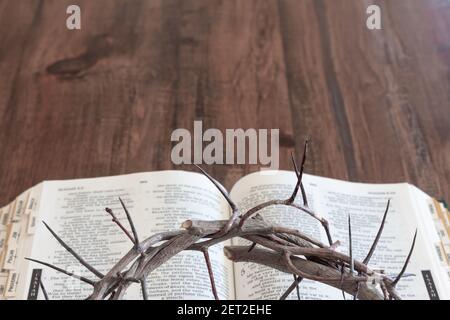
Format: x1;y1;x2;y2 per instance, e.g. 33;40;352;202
202;249;219;300
26;257;95;286
363;200;390;265
392;230;418;286
105;207;136;244
42;221;104;278
119;198;140;247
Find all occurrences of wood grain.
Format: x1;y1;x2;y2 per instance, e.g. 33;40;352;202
0;0;448;206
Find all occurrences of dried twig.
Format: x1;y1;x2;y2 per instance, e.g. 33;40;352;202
391;230;418;286
247;242;257;252
119;198;140;247
380;279;389;300
300;184;308;207
194;164;237;212
202;249;219;300
39;278;49;300
105;207;135;244
340;263;346;300
279;275;303;300
141;279;148;300
363;200;390;265
288;140;308;204
194;165;241;237
294;274;301;300
348;215;354;276
26;258;94;285
226;247;383;300
41;222;104;278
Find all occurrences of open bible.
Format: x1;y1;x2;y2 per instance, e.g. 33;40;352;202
0;170;449;300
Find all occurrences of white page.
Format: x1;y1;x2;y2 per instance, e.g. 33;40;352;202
0;183;43;300
17;171;234;300
230;171;449;300
407;186;450;299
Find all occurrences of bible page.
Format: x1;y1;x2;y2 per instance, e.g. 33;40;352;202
17;171;234;300
406;185;450;298
230;171;449;300
0;183;43;300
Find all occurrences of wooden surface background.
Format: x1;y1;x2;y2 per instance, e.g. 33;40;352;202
0;0;448;206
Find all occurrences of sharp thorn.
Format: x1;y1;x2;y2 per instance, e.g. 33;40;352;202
348;214;354;275
26;257;95;286
194;164;238;212
392;229;418;286
363;200;390;265
42;221;104;278
119;198;140;247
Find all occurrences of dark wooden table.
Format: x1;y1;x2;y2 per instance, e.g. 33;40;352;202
0;0;448;206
